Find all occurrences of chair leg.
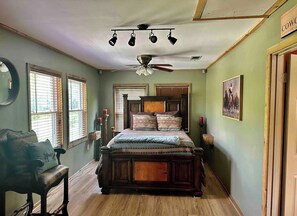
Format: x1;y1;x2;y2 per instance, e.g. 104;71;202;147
40;191;47;216
0;191;5;216
26;193;33;216
62;173;69;215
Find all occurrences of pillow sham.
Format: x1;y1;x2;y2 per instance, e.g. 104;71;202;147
7;130;38;175
28;139;58;175
154;110;180;117
132;115;157;131
157;116;182;131
130;112;154;129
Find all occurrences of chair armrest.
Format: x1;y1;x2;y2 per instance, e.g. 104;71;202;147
30;159;44;168
54;147;66;154
54;147;66;165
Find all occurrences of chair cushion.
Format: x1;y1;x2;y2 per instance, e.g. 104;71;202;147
7;130;38;175
38;165;68;190
2;165;68;193
28;139;58;175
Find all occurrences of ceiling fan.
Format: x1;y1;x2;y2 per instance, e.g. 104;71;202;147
127;55;173;76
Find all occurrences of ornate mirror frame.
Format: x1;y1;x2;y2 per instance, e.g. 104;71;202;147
0;58;20;106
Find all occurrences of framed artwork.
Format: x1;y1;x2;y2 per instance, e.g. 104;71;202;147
222;75;243;120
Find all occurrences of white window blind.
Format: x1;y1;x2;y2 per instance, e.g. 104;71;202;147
114;85;148;131
68;77;87;144
29;67;63;147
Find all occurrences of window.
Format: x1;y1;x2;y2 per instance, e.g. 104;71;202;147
155;83;191;132
113;84;148;131
67;75;87;147
155;83;190;98
28;65;63;147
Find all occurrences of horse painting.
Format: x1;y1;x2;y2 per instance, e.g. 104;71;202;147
223;75;243;120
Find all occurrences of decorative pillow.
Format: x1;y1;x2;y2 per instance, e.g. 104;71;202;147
154;111;180;117
157;116;182;131
130;112;154;129
132;115;157;131
28;139;58;175
7;130;38;175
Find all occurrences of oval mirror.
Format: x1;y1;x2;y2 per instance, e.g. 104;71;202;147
0;58;19;106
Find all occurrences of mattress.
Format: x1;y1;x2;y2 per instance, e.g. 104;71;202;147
106;129;195;155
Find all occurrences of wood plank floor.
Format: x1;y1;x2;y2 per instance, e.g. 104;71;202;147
33;161;241;216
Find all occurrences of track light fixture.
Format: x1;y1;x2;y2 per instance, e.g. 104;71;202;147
108;24;176;46
108;31;117;46
167;30;177;45
128;31;136;46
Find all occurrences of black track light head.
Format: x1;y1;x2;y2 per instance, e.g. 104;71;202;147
108;32;117;46
168;31;177;45
128;32;136;46
149;31;157;43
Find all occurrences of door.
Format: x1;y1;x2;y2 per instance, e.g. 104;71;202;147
283;54;297;215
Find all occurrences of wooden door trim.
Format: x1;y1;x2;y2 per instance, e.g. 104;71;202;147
262;34;297;216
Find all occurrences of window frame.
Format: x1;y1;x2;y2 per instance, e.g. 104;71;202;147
113;84;149;132
27;64;64;147
66;74;88;148
154;83;191;133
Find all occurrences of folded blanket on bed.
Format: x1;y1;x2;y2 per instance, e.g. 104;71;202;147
114;134;180;145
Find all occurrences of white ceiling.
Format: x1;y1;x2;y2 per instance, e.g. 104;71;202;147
0;0;277;71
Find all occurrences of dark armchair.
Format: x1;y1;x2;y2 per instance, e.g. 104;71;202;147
0;129;69;215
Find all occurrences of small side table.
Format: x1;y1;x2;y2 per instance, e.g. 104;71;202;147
89;130;102;161
202;134;214;162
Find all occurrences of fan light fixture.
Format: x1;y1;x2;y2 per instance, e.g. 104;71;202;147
108;24;176;46
136;66;154;76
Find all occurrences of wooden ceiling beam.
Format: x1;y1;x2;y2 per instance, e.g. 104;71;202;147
194;15;268;21
207;0;288;69
193;0;207;20
193;0;287;21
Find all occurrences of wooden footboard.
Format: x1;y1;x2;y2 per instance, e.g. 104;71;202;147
100;146;203;196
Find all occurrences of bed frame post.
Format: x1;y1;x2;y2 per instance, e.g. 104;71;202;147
193;148;203;196
123;94;128;129
101;146;111;194
180;94;189;132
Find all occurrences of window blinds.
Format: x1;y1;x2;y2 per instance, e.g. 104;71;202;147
114;86;147;131
68;77;87;143
29;69;63;147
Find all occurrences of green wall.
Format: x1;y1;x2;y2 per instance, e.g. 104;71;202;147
0;28;101;215
99;69;206;145
205;0;297;215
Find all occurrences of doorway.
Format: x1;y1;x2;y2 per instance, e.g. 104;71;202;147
263;35;297;216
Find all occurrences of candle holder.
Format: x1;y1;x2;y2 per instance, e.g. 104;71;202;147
103;113;109;145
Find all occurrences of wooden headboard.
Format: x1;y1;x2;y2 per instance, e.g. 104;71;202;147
123;94;189;132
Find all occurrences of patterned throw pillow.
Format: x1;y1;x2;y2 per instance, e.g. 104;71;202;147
133;115;157;131
157;116;182;131
28;139;58;175
7;130;38;175
130;112;154;129
154;111;180;117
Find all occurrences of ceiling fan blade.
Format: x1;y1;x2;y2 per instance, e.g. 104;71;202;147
152;65;173;72
126;64;139;67
150;64;172;67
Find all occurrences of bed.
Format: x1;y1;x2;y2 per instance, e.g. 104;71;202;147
96;94;204;196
